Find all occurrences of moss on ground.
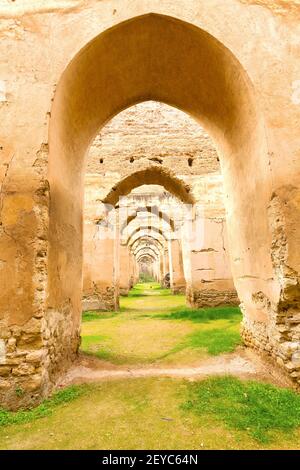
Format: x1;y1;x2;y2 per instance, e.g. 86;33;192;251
183;376;300;444
2;284;298;449
1;378;300;449
80;283;242;365
0;386;86;427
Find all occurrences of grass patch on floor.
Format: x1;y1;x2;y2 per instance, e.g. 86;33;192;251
82;311;118;322
158;305;241;323
159;326;241;360
185;328;241;355
0;385;86;427
80;283;242;365
183;376;300;444
128;283;171;298
81;334;108;348
1;378;300;450
81;334;122;362
81;322;241;364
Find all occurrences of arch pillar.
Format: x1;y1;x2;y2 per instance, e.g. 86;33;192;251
82;223;116;312
170;239;186;294
187;216;239;308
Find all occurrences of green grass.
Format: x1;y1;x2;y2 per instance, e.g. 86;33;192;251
185;327;241;355
81;334;118;362
2;378;300;449
81;334;108;350
138;273;155;283
80;283;242;365
159;327;241;360
183;376;300;443
82;311;118;322
128;283;171;298
157;305;241;323
0;386;86;427
1;277;299;450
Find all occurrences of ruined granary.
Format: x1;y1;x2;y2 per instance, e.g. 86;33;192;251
0;0;299;410
82;102;238;311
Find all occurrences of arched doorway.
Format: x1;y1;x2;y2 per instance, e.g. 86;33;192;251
46;13;276;397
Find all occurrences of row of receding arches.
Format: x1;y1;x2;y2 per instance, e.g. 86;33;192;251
47;13;296;399
82;171;193;311
1;11;299;410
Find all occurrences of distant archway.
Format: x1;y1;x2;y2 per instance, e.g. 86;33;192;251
126;226;169;246
134;245;160;258
137;254;156;263
120;206;175;234
130;235;164;251
103;167;194;206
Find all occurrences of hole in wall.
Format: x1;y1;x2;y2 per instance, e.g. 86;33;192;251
148;157;163;164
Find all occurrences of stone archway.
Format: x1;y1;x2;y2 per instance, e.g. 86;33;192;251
3;12;296;410
135;247;160;261
131;235;164;251
128;231;166;250
83;169;188;305
120;206;175;234
46;13;279;396
103;167;194;206
137;253;158;282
